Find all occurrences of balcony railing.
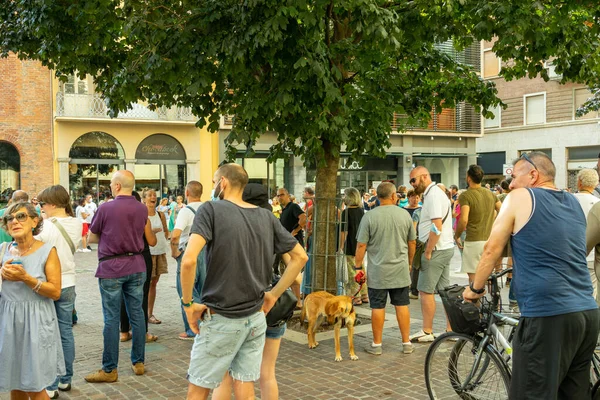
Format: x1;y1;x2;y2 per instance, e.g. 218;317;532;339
392;102;481;134
55;92;196;122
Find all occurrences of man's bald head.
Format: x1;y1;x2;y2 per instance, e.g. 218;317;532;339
215;163;249;189
11;190;29;202
513;152;556;182
111;170;135;196
410;166;429;178
409;166;432;195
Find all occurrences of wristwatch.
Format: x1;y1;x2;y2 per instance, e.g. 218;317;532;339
181;297;194;308
469;282;485;295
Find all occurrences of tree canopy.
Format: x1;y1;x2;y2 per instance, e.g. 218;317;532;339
3;0;600;290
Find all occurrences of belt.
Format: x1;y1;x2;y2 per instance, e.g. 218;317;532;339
99;252;142;262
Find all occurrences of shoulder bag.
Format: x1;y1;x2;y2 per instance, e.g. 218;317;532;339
51;218;77;255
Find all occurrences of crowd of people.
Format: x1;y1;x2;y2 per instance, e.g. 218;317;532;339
0;153;599;399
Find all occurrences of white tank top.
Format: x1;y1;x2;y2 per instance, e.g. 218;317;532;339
148;212;169;255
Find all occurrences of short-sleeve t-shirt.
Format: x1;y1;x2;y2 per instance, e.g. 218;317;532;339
35;216;82;288
418;183;453;250
356;205;416;289
341;207;364;256
458;187;498;242
575;192;600;266
174;202;202;249
89;195;148;279
280;202;305;245
191;200;298;318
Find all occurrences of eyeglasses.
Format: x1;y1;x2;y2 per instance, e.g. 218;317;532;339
38;202;46;207
277;194;285;197
409;174;427;185
520;153;538;171
4;212;30;224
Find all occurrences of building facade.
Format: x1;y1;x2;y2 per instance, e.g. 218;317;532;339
0;54;54;202
477;40;599;189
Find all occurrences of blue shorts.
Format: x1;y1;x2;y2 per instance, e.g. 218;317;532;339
187;311;267;389
266;324;286;339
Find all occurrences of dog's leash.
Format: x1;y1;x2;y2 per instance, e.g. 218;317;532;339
351;283;364;300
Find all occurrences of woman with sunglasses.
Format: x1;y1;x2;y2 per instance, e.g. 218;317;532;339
0;202;64;399
36;186;83;399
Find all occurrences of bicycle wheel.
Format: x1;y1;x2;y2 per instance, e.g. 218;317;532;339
425;332;511;400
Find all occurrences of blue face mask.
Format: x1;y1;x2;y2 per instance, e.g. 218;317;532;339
211;178;223;201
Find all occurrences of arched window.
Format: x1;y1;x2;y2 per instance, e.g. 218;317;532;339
0;142;20;205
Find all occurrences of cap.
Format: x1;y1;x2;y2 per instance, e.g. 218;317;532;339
242;183;272;211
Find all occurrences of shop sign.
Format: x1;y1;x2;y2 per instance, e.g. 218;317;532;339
135;134;186;161
340;158;364;170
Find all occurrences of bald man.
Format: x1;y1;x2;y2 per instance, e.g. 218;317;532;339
85;170;149;382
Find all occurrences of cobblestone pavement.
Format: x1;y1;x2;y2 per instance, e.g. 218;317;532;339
0;246;503;400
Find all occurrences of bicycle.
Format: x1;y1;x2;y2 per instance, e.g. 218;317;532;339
424;268;518;399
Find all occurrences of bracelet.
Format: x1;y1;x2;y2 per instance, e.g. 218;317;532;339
33;279;43;293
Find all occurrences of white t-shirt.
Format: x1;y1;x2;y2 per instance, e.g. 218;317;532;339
174;202;203;249
84;201;97;224
35;216;82;289
148;212;169;255
574;192;600;267
418;182;454;250
75;206;87;223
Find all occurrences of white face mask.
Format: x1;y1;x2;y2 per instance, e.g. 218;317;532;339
211;178;223;201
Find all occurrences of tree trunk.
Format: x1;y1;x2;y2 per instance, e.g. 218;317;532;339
311;139;340;294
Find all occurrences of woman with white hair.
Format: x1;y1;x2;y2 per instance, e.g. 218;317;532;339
575;168;600;300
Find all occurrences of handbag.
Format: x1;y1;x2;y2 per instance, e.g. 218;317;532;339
265;288;297;327
438;284;483;335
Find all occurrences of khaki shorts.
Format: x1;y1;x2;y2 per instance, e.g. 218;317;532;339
461;241;486;274
151;254;168;278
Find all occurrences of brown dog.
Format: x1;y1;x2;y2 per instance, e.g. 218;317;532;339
300;291;358;362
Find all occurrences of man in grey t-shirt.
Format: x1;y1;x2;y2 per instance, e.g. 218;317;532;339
354;182;416;355
180;163;307;399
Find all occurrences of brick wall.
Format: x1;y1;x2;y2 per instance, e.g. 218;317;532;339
0;54;53;197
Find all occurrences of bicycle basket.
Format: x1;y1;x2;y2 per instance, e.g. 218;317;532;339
439;284;483;335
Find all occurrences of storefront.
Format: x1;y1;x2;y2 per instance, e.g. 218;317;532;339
0;142;20;205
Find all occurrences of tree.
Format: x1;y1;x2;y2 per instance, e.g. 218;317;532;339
3;0;600;291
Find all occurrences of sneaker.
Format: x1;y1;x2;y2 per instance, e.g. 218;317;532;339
132;363;145;376
409;329;435;343
84;369;118;383
409;293;419;300
58;382;71;391
76;248;83;253
364;344;383;355
82;248;92;253
402;343;414;354
46;389;59;399
87;246;93;251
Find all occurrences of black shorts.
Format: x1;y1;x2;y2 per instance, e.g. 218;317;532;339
511;308;599;399
368;287;410;309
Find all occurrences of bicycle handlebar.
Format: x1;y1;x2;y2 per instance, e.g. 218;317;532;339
489;268;513;281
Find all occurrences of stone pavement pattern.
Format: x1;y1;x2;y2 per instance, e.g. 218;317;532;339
1;247;479;400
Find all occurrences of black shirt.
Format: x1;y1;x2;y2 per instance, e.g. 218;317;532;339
280;202;305;247
341;207;364;256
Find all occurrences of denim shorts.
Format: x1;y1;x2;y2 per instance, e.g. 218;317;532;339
266;324;286;339
187;311;267;389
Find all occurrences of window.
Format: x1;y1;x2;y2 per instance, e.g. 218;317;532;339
483;50;500;78
63;74;91;94
574;88;597;120
484;104;501;128
524;93;546;125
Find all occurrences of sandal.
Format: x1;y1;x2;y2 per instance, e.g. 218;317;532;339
178;332;195;341
361;295;369;304
120;332;132;342
352;298;363;306
148;315;162;324
146;334;158;343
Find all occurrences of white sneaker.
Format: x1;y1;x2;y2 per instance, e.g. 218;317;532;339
46;389;59;399
409;329;435;343
76;249;83;252
57;382;71;391
82;248;92;253
402;343;414;354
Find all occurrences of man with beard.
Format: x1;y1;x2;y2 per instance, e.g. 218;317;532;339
408;167;454;342
464;152;598;399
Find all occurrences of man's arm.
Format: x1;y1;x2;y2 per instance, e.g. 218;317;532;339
263;243;308;312
88;233;99;243
495;200;502;214
424;218;443;259
170;228;183;258
463;197;516;300
586;207;600;255
354;242;367;268
454;205;470;249
180;233;208;334
408;240;416;269
292;213;307;237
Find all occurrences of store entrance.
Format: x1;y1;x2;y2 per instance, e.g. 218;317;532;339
134;163;186;199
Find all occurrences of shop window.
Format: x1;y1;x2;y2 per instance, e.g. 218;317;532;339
483;50;500;78
0;142;20;205
524;93;546;125
574;88;597;120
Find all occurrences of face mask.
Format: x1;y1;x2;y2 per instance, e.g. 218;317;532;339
211;178;223;201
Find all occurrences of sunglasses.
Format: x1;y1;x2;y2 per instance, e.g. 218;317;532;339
4;212;30;224
520;153;538;170
409;174;427;185
38;202;46;207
